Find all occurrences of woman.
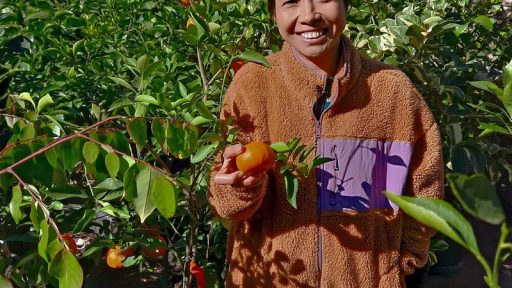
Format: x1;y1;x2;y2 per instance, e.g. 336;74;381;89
209;0;444;287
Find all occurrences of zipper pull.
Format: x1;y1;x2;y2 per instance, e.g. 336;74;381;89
332;145;339;171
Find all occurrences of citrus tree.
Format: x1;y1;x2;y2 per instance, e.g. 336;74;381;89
1;0;511;287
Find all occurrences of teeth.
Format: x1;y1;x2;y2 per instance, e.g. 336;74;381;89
300;30;324;39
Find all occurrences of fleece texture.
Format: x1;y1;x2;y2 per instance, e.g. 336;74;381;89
208;36;444;288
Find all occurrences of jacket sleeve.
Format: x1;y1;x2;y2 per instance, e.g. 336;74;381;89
208;71;269;222
400;119;444;275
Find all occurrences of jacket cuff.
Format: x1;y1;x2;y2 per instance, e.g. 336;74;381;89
208;176;268;221
399;216;434;274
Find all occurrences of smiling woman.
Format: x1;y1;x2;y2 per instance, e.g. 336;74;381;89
270;0;349;75
209;0;444;286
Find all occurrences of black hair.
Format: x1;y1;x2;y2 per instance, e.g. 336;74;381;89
268;0;351;14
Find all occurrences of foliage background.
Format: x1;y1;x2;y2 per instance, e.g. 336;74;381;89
0;0;511;287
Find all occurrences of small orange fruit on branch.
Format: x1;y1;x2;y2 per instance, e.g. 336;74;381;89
236;141;276;174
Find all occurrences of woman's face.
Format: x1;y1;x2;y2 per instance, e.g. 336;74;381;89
273;0;346;63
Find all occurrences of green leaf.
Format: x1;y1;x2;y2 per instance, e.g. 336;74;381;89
38;219;56;263
94;178;123;190
469;81;502;97
502;82;512;119
127;118;148;148
191;144;214;163
82;239;114;257
48;249;83;288
136;55;150;73
36;94;54;114
287;138;301;153
135;95;159;105
312;157;333;167
82;141;99;164
238;50;270;67
105;153;120;178
292;144;306;160
123;163;144;201
72;39;85;57
208;22;221;34
30;203;44;232
109;77;135;92
20;124;35;141
151;119;167;148
453;22;469;37
447;174;505;225
9;185;23;224
0;275;12;288
18;92;36;109
270;142;289;153
196;101;215;120
108;98;134;111
151;176;177;218
189;12;208;38
46;238;63;259
504;60;512;87
384;192;480;256
478;123;511;136
191;116;212;126
73;209;95;233
45;185;88;200
283;170;298;209
473;15;493;31
178;81;188;98
299;147;315;163
59;141;81;170
133;167;156;223
134;103;148;117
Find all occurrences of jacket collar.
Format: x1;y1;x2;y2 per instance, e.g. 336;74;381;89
276;35;362;107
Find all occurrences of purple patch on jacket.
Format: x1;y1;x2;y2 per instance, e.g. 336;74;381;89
316;138;413;212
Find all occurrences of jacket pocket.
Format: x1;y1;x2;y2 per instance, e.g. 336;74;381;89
317;138;413;213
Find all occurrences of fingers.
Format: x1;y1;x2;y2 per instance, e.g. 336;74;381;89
222;144;244;159
242;173;267;187
214;171;244;185
217;144;244;174
214;144;267;187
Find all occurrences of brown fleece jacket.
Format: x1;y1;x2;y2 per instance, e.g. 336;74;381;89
208;36;444;288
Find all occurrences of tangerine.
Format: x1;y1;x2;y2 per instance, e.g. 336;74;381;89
181;0;190;7
235;141;275;174
106;245;133;269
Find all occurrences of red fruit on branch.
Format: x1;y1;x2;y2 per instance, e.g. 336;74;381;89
141;235;167;259
60;233;78;255
189;260;206;288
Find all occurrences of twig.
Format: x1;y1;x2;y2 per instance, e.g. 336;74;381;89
7;169;62;239
145;143;173;176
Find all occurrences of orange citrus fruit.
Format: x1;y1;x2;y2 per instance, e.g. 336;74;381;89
181;0;190;6
106;245;133;269
235;141;275;174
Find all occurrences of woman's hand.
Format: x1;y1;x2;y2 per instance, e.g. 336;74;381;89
213;144;268;187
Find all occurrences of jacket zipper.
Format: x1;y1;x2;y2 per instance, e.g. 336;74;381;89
312;76;334;287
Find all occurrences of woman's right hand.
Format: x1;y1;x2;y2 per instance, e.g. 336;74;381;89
213;144;268;187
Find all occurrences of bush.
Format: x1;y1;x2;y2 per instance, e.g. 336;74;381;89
0;0;510;287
